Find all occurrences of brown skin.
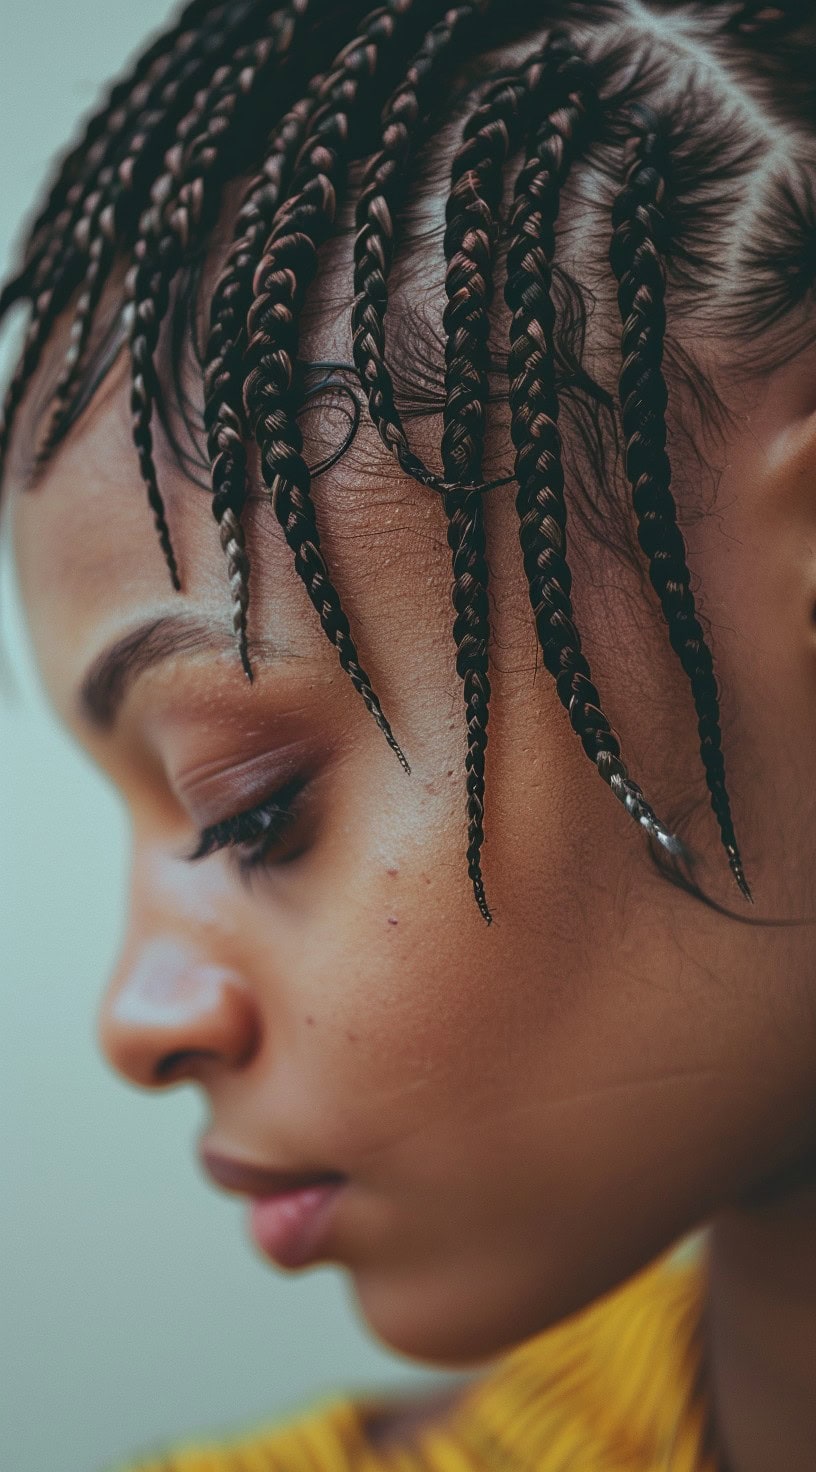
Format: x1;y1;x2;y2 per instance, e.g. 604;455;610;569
8;255;816;1469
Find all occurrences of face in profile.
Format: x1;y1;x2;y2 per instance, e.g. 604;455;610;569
5;4;816;1372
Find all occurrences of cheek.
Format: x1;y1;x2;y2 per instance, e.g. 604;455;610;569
239;740;601;1178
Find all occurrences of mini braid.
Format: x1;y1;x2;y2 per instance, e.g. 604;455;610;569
31;189;122;473
205;96;317;677
441;489;493;921
442;52;554;476
505;58;684;864
440;46;565;923
609;108;751;900
0;0;264;490
243;0;425;772
126;2;312;588
18;0;225;279
29;0;261;287
32;0;264;471
350;2;486;492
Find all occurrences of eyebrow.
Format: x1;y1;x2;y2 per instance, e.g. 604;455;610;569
79;613;299;729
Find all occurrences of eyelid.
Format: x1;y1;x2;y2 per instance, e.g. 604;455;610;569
185;777;306;865
173;743;317;830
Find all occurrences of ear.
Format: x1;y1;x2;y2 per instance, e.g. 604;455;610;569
747;347;816;517
684;353;816;912
686;347;816;709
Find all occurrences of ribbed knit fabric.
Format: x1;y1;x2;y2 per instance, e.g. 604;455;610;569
116;1239;718;1471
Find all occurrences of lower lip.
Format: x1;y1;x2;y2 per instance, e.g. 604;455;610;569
248;1181;345;1268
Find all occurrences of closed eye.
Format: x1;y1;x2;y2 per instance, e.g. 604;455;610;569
186;778;306;874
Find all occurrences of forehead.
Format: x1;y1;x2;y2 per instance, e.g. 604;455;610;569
6;293;456;731
3;154;533;731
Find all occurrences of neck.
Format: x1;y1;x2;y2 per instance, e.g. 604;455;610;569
704;1168;816;1472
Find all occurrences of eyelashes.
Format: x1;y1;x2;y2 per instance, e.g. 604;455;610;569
186;778;306;875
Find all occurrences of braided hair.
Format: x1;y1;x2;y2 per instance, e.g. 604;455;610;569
4;0;816;919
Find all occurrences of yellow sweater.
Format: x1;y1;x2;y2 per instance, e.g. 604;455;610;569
119;1241;719;1471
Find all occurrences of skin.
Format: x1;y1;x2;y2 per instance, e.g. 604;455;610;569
8;190;816;1472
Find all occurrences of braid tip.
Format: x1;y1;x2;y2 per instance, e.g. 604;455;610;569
154;506;181;590
597;751;690;864
239;635;254;683
30;397;73;482
385;727;411;776
727;845;753;904
472;873;493;926
362;684;409;774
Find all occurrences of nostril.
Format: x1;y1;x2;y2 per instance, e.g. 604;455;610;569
154;1048;218;1084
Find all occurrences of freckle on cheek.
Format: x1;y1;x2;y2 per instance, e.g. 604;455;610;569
306;1015;316;1027
346;1030;359;1044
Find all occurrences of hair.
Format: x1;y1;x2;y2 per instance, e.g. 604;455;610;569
3;0;816;922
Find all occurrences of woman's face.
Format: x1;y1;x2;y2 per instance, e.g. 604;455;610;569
9;275;816;1365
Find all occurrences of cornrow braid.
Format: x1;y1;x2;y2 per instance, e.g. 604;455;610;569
242;0;435;774
440;489;493;921
0;0;266;491
442;55;554;478
350;1;487;493
205;95;318;678
504;54;684;865
31;0;267;473
609;106;751;900
439;46;568;924
30;210;118;475
126;1;313;589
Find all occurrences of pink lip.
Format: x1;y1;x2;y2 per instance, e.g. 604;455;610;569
248;1181;346;1268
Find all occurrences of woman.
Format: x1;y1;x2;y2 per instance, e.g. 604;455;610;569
2;0;815;1466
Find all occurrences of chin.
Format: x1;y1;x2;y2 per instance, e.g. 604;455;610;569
349;1265;562;1368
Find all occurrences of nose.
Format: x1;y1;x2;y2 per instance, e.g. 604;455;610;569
97;936;260;1089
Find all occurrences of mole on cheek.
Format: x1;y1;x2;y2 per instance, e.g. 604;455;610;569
387;916;399;927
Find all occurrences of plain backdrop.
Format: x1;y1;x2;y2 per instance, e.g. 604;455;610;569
0;5;450;1471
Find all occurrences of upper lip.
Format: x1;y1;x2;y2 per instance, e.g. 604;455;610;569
199;1144;345;1199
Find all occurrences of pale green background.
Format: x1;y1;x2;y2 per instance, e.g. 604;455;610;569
0;5;450;1470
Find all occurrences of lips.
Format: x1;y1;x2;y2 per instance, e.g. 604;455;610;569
198;1143;347;1269
247;1182;346;1267
199;1145;345;1198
